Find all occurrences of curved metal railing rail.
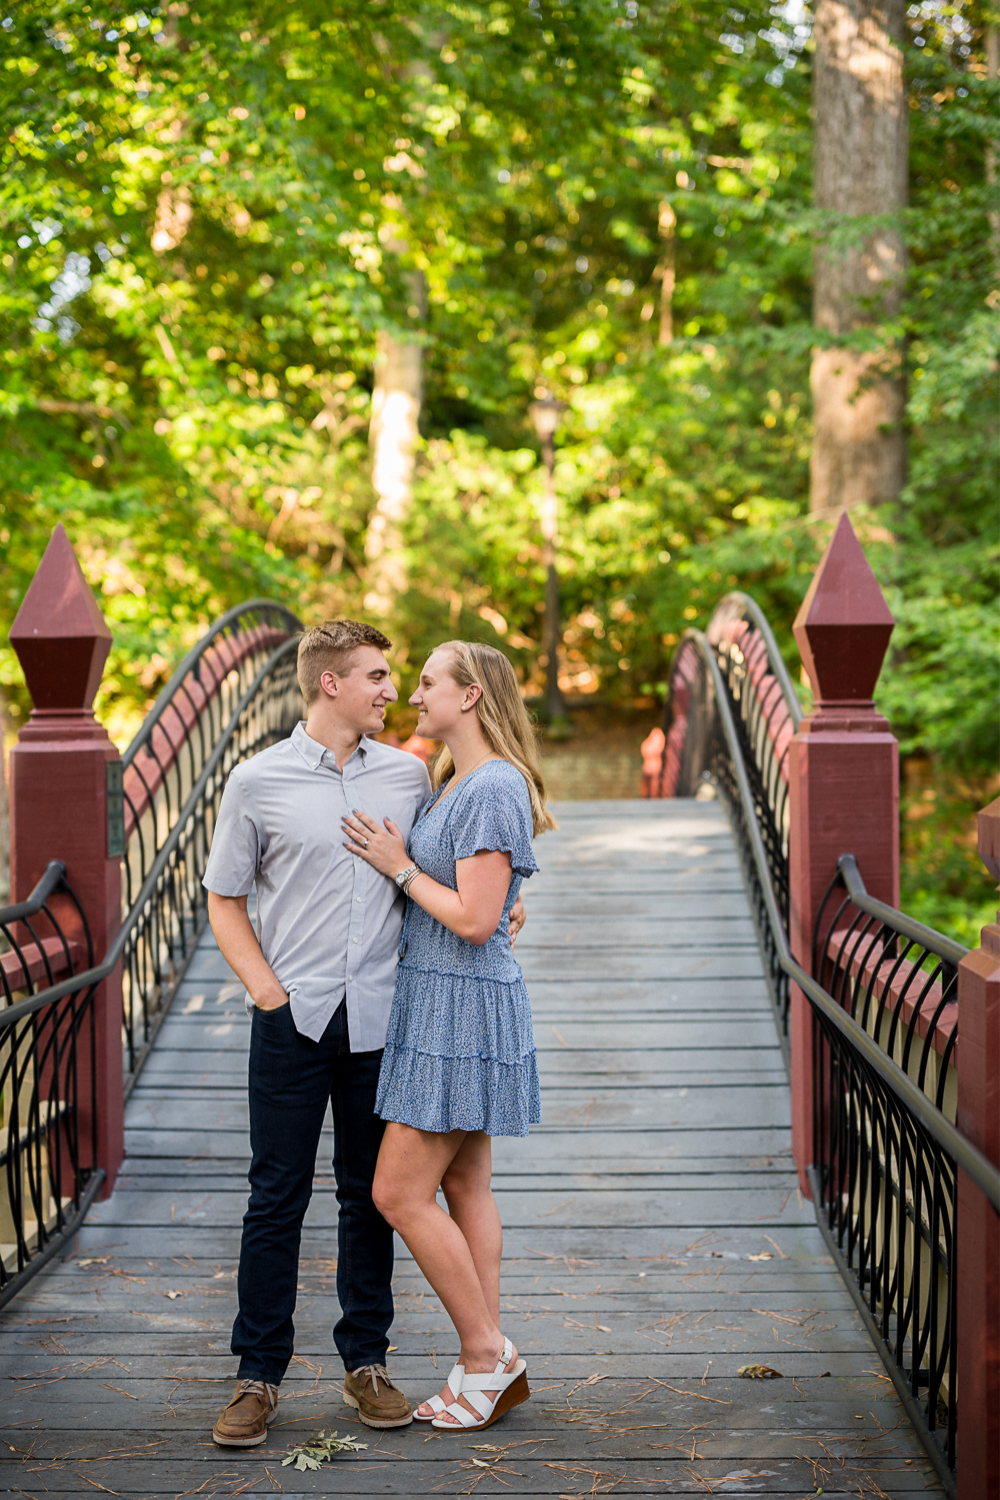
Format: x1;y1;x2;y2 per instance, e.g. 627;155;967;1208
662;607;998;1494
119;600;302;1074
660;595;802;1054
0;602;304;1303
0;863;104;1305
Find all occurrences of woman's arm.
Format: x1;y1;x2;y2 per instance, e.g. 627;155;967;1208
342;810;512;946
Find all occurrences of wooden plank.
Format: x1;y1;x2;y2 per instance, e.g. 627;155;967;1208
115;1167;801;1193
116;1086;795;1134
80;1186;813;1232
519;955;774;981
136;1061;791;1091
63;1223;836;1259
523;894;759;917
525;978;773;1003
0;1462;939;1496
515;912;758;936
122;1127;797;1164
140;1037;789;1067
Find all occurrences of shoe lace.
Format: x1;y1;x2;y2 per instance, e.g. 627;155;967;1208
354;1363;396;1397
237;1378;278;1411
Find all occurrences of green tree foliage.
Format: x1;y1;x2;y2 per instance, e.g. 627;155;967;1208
0;0;996;922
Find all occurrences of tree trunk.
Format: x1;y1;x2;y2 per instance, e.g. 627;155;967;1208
811;0;908;516
657;200;676;347
365;271;427;616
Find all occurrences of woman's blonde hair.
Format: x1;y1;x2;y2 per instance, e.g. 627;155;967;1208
429;641;557;836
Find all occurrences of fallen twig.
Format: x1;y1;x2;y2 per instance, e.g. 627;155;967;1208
648;1380;732;1406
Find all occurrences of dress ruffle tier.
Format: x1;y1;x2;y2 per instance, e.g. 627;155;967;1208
375;967;541;1137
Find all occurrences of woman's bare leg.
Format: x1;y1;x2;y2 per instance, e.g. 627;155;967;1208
441;1132;502;1328
373;1123;517;1422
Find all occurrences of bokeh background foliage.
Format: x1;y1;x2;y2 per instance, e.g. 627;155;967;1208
0;0;996;937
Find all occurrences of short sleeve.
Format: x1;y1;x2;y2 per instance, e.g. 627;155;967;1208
451;766;539;879
202;773;261;896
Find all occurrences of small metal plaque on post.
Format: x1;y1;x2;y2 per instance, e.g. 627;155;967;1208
106;760;125;858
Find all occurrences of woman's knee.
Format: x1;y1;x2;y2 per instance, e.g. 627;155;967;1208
371;1169;404;1226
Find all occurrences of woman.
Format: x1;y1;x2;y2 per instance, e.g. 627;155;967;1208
341;640;555;1433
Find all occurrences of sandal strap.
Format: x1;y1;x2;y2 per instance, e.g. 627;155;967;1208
461;1337;518;1396
461;1365;522;1397
438;1399;482;1428
459;1388;496;1420
421;1364;464;1415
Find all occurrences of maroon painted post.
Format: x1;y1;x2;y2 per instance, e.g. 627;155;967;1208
8;523;124;1199
955;798;1000;1500
787;512;898;1196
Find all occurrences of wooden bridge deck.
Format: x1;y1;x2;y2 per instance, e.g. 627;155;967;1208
1;800;943;1498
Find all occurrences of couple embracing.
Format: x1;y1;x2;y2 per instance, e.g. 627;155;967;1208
202;619;554;1446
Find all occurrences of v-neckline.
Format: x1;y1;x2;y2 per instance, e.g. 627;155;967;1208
425;757;500;818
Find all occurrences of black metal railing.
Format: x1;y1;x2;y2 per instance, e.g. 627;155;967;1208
0;862;104;1307
662;597;999;1497
661;595;802;1059
119;599;302;1079
0;600;304;1302
811;854;964;1478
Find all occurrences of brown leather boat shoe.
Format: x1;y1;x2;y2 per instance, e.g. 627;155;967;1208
212;1378;279;1446
343;1363;413;1428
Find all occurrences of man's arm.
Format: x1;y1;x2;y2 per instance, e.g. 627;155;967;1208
207;892;288;1010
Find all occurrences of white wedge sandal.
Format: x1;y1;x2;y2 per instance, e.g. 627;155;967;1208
413;1362;464;1423
430;1337;529;1432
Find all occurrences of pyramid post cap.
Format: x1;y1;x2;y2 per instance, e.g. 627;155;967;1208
793;511;895;704
9;523;112;711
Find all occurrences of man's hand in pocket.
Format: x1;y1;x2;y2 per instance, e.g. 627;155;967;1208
254;988;290;1012
508;895;526;946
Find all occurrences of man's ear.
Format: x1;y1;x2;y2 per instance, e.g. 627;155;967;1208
319;669;339;700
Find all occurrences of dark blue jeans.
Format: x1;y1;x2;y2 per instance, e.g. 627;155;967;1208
232;1000;393;1384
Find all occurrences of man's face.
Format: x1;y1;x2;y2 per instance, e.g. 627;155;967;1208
320;647;398;734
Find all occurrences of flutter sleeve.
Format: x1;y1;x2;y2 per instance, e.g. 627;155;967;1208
451;764;539;879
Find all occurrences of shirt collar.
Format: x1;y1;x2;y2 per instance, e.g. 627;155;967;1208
291;721;370;772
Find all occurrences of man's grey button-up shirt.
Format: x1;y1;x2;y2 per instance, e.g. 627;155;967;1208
202;722;431;1048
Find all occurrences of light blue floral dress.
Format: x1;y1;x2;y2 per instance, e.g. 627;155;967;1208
375;759;541;1137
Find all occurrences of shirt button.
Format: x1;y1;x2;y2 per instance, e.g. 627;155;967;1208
352;937;358;944
348;975;353;982
356;897;363;903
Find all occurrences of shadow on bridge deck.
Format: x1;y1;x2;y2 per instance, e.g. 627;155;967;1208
0;801;944;1497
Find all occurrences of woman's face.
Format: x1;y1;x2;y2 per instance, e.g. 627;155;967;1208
409;650;472;740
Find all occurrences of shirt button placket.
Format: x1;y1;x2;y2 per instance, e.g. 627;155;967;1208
346;766;363;1005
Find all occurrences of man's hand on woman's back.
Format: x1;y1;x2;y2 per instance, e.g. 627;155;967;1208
508;895;526;946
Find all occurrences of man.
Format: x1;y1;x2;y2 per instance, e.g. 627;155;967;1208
202;620;523;1447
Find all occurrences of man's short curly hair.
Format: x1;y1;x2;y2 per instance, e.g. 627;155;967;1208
297;619;392;704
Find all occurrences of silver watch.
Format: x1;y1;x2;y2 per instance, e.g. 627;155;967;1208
395;863;420;890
